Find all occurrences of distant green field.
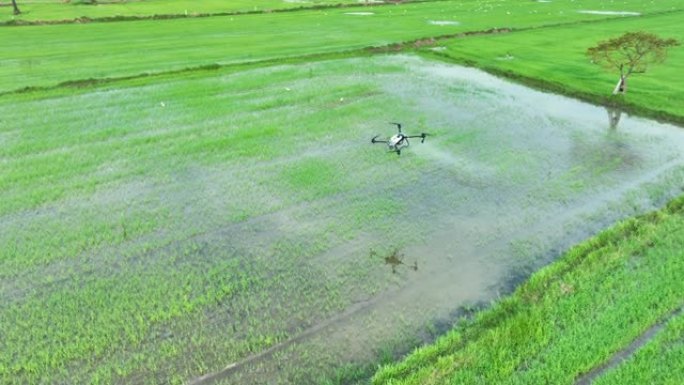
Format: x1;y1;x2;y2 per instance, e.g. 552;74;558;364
2;0;682;93
1;0;361;22
422;10;684;122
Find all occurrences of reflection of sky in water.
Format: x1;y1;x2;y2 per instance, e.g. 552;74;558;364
577;10;641;16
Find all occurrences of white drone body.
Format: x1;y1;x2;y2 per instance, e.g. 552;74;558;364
371;123;428;155
388;133;409;152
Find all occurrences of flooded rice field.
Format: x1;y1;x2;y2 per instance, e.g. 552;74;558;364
208;56;684;384
2;55;684;384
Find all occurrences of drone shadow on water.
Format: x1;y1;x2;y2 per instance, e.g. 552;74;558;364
370;248;418;274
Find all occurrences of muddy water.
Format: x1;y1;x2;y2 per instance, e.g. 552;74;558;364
204;56;684;384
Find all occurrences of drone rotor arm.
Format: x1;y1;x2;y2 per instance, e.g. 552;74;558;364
371;135;388;144
405;133;429;143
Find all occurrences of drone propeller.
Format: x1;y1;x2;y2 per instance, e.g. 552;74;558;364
389;122;402;133
371;135;387;144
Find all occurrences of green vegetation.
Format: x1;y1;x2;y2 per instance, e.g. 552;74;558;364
2;0;684;384
586;31;680;95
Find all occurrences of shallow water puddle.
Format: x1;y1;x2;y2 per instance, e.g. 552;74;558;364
428;20;460;26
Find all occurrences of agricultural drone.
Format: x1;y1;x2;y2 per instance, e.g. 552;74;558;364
371;123;429;155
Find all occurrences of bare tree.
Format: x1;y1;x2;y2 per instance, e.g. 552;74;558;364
587;32;679;95
11;0;21;15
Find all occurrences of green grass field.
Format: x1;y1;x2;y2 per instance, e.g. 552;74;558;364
420;10;684;123
3;0;682;93
2;1;684;384
1;0;363;23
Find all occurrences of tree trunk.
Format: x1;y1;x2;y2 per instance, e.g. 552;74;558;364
612;75;627;95
11;0;21;15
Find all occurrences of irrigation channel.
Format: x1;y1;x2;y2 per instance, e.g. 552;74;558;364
3;55;684;384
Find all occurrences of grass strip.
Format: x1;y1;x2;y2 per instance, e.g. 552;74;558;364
373;196;684;384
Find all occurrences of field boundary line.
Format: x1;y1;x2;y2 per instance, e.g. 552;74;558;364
575;305;684;385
